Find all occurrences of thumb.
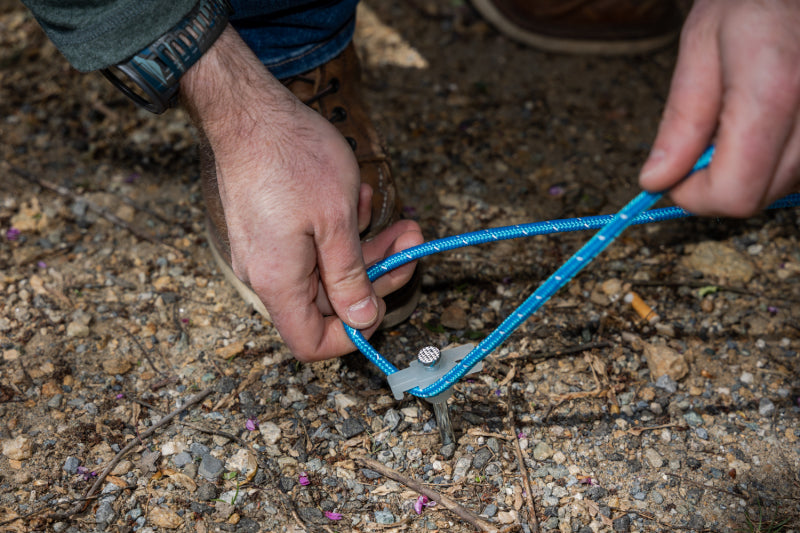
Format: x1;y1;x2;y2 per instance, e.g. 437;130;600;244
316;226;380;330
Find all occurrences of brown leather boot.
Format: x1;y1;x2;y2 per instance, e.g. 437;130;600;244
202;43;419;326
471;0;683;55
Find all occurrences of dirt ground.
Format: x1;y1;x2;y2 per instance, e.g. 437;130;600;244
1;1;799;532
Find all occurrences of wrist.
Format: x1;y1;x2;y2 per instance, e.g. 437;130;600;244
180;26;293;145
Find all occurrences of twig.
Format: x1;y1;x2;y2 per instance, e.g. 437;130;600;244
43;387;214;521
355;455;499;533
7;164;185;255
467;429;513;441
501;341;612;362
630;279;800;304
505;399;539;532
119;325;166;378
665;473;751;500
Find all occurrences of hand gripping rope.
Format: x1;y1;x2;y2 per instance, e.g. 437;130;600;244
344;147;800;399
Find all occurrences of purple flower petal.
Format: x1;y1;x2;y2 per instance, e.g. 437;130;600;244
116;393;124;399
298;472;310;486
517;431;526;439
414;495;435;514
245;418;259;431
5;228;20;241
36;261;47;269
767;305;779;315
324;511;342;520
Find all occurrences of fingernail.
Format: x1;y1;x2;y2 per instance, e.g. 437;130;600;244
640;148;666;182
347;296;378;327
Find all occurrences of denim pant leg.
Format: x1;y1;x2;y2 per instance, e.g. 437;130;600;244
229;0;359;79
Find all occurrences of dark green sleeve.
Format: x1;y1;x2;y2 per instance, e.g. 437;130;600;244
21;0;199;71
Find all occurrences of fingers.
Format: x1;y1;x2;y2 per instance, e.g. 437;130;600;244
276;220;423;363
639;2;722;193
667;5;800;216
357;183;373;234
315;209;380;331
362;219;424;297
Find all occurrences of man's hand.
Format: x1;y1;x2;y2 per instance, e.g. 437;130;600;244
639;0;800;216
181;26;423;361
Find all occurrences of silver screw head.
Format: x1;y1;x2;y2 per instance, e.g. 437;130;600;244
417;346;440;366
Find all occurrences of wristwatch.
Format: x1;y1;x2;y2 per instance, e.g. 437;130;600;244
100;0;233;114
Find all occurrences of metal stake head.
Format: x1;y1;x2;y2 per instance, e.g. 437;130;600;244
417;346;441;366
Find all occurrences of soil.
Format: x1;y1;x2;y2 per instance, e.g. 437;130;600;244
1;1;799;532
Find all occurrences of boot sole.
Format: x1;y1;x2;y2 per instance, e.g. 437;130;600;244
206;222;420;330
471;0;678;55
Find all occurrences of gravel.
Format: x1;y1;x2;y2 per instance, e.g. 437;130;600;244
1;1;798;532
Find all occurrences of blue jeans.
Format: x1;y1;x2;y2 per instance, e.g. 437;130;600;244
229;0;359;79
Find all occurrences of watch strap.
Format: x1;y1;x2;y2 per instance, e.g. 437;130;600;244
100;0;233;114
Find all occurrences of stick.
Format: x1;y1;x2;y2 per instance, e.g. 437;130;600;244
7;164;185;255
506;398;539;532
501;341;611;362
354;455;499;533
45;387;214;521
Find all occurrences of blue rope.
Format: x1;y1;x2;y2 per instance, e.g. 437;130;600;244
344;147;800;397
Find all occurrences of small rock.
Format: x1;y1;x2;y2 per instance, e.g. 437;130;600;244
654;375;678;394
47;394;63;408
758;398;776;416
683;241;755;282
644;448;664;469
298;507;325;524
189;442;210;457
542;516;559;529
687;514;706;530
226;448;258;479
612;515;631;532
101;358;131;375
172;451;192;467
644;342;688;381
473;447;493;470
440;304;468;330
586;486;608;500
683;411;704;427
110;460;132;476
695;428;709;440
740;372;754;385
481;503;498;517
340;417;365;439
440;443;456;459
161;441;183;456
149;507;183;529
279;477;296;492
333;392;358;412
259;421;281;445
453;455;473;480
66;321;90;338
374;510;395;524
532;441;554;461
196;483;217;501
63;456;80;474
95;502;115;525
383;409;402;430
198;454;224;481
2;435;32;460
498;511;519;525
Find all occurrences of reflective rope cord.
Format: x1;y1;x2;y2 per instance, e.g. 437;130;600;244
344;147;800;397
